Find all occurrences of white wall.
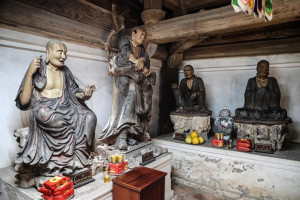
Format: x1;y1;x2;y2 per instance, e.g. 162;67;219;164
181;54;300;143
0;28;113;168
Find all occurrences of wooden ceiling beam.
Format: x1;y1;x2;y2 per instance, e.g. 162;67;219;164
0;0;111;47
145;0;300;44
162;0;228;11
14;0;124;31
183;37;300;60
198;24;300;47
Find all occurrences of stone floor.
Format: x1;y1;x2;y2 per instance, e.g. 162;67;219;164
171;181;224;200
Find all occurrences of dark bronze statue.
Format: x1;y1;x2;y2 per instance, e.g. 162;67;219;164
99;27;156;150
15;39;97;188
235;60;289;121
172;65;211;114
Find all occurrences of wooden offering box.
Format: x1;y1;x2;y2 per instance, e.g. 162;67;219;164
112;166;167;200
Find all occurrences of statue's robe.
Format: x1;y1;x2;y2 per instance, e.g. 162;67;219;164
15;63;97;176
235;76;287;120
99;36;155;145
244;77;280;110
179;76;206;109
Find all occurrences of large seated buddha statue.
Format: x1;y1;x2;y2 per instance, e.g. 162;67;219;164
234;60;291;151
171;65;211;140
235;60;290;121
172;64;211;115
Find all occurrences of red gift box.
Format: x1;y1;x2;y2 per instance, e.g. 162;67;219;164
108;161;128;175
211;138;224;147
52;181;73;196
53;188;74;200
39;175;74;200
237;138;252;152
43;175;70;191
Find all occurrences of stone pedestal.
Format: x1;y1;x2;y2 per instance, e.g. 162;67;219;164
234;120;290;151
170;112;211;141
0;152;174;200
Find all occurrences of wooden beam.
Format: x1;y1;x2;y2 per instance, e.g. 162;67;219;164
167;38;207;68
162;0;180;11
16;0;124;32
182;0;229;11
0;0;111;47
144;0;162;10
152;45;168;61
183;37;300;60
145;0;300;44
170;38;208;54
163;0;229;11
198;23;300;46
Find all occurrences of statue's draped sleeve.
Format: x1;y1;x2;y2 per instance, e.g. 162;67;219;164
15;63;47;111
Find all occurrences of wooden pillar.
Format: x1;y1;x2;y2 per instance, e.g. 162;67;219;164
141;0;165;25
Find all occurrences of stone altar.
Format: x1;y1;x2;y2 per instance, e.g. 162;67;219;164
234;60;292;152
170;112;211;141
234;120;289;151
0;152;174;200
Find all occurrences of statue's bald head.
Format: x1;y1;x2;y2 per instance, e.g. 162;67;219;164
132;27;146;36
131;27;146;46
46;39;66;51
256;60;269;77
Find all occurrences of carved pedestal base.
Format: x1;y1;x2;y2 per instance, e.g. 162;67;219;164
170;112;211;141
234;121;290;151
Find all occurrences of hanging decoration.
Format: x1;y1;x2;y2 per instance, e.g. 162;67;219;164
231;0;273;21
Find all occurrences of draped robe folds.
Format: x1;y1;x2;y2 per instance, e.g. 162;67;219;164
244;77;280;110
179;76;206;109
99;36;155;145
235;76;288;120
15;63;97;176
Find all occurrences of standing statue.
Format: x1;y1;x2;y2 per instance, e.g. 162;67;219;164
235;60;289;121
172;64;211;114
15;39;97;187
99;27;156;150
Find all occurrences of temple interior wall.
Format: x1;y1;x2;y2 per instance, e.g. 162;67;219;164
180;54;300;143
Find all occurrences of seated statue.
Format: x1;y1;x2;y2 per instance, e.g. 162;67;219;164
235;60;288;121
15;39;97;187
172;64;211;114
99;27;156;150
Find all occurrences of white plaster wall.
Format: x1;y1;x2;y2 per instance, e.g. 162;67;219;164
153;138;300;200
0;28;113;168
181;55;300;142
149;58;162;137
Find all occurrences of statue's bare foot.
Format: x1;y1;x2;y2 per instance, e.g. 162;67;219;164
118;139;128;150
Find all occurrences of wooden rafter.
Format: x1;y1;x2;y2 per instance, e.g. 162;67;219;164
145;0;300;44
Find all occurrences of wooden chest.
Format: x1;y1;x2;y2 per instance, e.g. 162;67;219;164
112;166;167;200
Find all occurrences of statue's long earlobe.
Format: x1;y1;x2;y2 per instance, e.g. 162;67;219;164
46;49;50;64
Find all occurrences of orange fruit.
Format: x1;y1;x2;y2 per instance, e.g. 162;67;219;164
198;136;205;144
185;137;192;144
192;137;200;145
190;131;198;138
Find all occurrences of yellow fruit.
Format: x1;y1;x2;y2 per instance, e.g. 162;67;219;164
186;135;191;138
198;136;205;144
190;131;198;138
185;137;192;144
192;137;200;145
